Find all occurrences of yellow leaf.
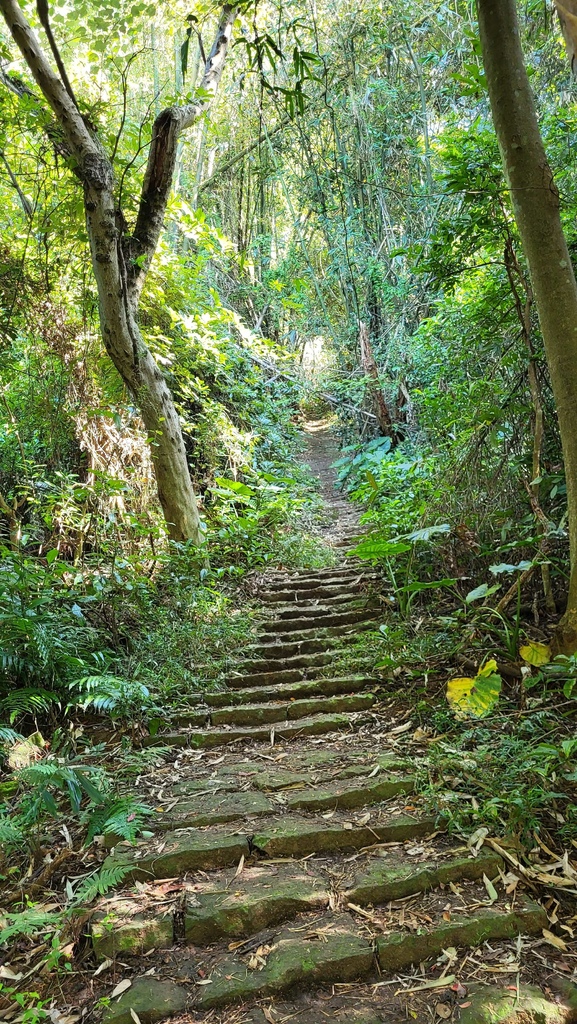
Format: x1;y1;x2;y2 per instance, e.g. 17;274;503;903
447;662;501;718
520;642;551;667
477;659;498;677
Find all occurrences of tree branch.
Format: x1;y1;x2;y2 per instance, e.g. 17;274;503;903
0;0;102;183
125;4;236;302
0;149;33;217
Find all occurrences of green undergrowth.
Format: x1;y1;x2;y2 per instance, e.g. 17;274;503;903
370;603;577;856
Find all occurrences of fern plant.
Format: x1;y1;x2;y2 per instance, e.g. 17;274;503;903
16;760;108;821
69;674;151;718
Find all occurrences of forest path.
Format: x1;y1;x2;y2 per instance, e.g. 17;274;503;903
94;424;549;1024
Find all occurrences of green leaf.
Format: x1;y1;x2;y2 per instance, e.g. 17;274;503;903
405;524;451;542
397;578;457;593
489;561;533;575
352;538;412;560
465;583;500;603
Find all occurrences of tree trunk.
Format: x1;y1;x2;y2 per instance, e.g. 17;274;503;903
477;0;577;651
0;0;235;544
359;321;396;440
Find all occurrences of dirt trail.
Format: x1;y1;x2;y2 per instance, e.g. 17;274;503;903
90;424;562;1024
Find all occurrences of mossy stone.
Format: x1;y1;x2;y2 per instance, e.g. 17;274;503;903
196;925;374;1009
103;978;187;1024
92;902;173;959
376;901;547;971
185;875;326;944
285;774;414;812
347;848;502;904
155;790;273;829
459;984;571;1024
252;813;436;857
103;831;249;881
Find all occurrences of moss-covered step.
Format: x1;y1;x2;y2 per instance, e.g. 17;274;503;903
249;636;339;660
202;675;376;707
260;590;373;607
459;982;577;1024
92;898;174;958
185;864;327;945
346;847;502;903
224;665;324;688
232;651;334;682
376;898;547;971
142;712;355;749
283;772;413;812
102;830;249;882
153;790;274;830
253;619;376;647
103;978;187;1024
195;899;546;1011
205;692;375;728
252;812;436;858
195;916;374;1010
92;849;505;960
262;598;375;620
259;608;378;634
155;769;410;831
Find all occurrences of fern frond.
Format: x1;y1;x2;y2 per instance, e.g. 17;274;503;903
73;863;131;903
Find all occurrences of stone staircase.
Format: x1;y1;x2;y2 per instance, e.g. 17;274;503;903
94;427;550;1024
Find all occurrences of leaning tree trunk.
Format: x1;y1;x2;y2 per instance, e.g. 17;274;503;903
0;0;236;544
477;0;577;651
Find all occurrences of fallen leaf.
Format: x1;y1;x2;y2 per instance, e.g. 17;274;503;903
93;959;113;977
520;641;551;667
542;928;568;951
111;979;132;999
435;1004;452;1019
0;967;22;981
130;1011;141;1024
483;873;498;902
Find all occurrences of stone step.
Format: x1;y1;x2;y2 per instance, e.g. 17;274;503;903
103;809;434;884
260;597;376;621
152;769;413;831
92;847;503;959
226;655;374;689
260;583;375;603
230;650;334;683
143;711;355;749
190;691;376;728
202;674;376;707
194;900;546;1010
251;811;436;858
262;571;377;592
248;636;338;660
260;591;373;609
170;751;411;796
250;621;375;657
259;608;378;634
